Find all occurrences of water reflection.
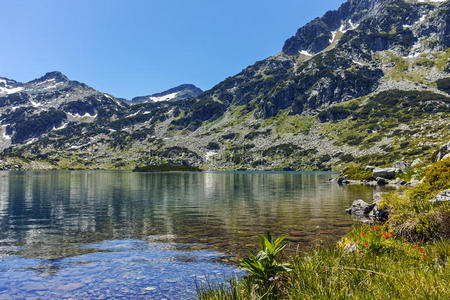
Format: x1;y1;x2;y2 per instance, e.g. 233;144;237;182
0;171;382;260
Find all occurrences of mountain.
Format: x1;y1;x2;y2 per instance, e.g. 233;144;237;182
0;0;449;171
131;84;203;104
0;72;126;151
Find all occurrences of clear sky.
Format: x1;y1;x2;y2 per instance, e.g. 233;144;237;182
0;0;345;99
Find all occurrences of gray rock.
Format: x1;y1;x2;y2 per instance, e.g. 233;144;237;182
376;177;389;185
373;167;397;179
368;204;389;222
365;165;376;171
392;161;410;170
346;199;374;216
436;141;450;161
337;176;348;185
429;189;450;203
343;243;357;253
411;158;423;167
372;192;382;203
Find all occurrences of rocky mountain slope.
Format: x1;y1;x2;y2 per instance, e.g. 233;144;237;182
0;0;449;171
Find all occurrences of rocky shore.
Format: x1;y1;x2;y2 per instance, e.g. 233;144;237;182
343;140;450;224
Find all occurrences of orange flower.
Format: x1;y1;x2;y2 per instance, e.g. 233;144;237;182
383;232;387;235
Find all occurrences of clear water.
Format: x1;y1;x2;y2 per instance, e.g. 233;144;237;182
0;171;380;299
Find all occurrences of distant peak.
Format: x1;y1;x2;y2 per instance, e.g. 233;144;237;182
29;71;69;84
131;84;203;103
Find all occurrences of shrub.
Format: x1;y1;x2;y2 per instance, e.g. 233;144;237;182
342;165;374;181
410;157;450;202
239;233;292;296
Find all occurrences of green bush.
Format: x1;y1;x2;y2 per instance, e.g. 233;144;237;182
239;233;291;297
342;165;374;181
410;157;450;202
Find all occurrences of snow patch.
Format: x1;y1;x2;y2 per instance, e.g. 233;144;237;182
299;50;312;56
1;125;11;140
329;31;338;43
30;100;41;107
67;112;97;118
348;19;358;30
25;138;37;145
0;86;23;95
53;123;67;131
205;151;217;161
417;0;445;3
148;92;179;102
329;20;358;44
127;111;140;118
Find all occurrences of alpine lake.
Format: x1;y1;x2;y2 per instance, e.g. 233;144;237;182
0;171;385;299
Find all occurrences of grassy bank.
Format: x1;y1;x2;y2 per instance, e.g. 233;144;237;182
198;158;450;299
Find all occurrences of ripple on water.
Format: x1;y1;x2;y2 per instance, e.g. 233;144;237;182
0;239;242;299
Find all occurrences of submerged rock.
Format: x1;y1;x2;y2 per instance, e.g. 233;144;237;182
337;176;349;185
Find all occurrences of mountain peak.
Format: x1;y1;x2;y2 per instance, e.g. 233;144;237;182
131;84;203;104
29;71;69;84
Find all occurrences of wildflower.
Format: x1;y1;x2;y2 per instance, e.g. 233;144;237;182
268;277;274;282
365;243;369;246
412;246;418;249
385;236;390;239
389;232;394;235
422;254;427;257
362;233;366;236
419;249;424;252
383;232;387;235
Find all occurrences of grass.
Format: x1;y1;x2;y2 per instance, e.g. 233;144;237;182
199;227;449;299
198;158;450;299
342;165;374;181
263;112;315;135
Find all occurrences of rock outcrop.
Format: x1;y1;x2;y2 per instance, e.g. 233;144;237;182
436;141;450;161
346;194;389;224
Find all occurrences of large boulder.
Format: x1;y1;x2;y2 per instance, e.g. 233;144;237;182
345;200;375;217
373;167;397;179
376;177;389;185
436;141;450;161
429;189;450;203
369;204;389;222
393;161;410;170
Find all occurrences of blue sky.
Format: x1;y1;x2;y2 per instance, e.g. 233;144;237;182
0;0;345;99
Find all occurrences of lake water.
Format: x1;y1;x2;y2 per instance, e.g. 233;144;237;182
0;171;379;299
